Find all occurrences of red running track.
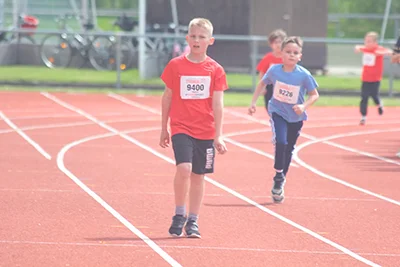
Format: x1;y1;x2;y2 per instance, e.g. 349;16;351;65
0;91;399;267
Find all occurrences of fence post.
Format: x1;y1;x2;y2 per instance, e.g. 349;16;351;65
388;62;394;97
251;38;258;92
0;0;4;28
115;32;122;90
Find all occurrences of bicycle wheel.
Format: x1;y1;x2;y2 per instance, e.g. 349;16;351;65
110;38;136;70
9;34;36;44
87;36;114;71
40;34;72;69
9;34;38;64
157;46;172;76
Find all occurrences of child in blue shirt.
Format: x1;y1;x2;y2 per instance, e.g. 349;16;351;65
248;36;319;203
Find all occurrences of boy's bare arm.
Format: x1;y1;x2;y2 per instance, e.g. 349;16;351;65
354;45;365;53
212;91;224;138
304;89;319;109
375;47;393;56
161;87;173;131
251;80;267;106
258;71;265;81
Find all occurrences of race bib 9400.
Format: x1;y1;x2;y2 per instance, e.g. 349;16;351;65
180;76;211;99
273;80;300;104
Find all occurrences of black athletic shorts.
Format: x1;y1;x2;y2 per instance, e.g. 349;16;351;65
264;84;274;110
171;133;215;175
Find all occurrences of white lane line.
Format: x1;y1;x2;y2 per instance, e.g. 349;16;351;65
0;188;379;202
101;93;380;267
222;112;400;167
0;112;126;121
300;132;400;166
40;93;181;266
108;93;161;115
0;111;51;160
0;117;160;135
224;136;299;168
2;239;399;257
107;93;298;167
56;126;182;267
293;128;400;207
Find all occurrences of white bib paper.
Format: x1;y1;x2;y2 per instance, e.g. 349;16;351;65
180;76;211;99
273;80;300;104
362;53;376;66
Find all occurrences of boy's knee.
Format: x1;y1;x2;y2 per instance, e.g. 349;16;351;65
275;142;287;150
176;163;192;178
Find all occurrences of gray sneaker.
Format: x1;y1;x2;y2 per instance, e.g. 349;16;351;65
271;172;286;203
185;220;201;238
168;215;187;237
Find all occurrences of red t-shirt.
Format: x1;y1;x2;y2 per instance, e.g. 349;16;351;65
360;46;385;82
161;55;228;140
256;52;283;74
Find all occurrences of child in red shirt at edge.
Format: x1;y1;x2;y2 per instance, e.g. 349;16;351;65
160;18;229;238
257;29;287;112
354;31;392;125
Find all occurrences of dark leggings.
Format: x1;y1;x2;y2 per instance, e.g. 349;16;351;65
270;113;303;176
360;81;381;116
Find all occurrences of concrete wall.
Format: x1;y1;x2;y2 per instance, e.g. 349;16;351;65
250;0;328;72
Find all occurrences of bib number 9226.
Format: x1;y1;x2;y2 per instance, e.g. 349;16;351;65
279;89;293;98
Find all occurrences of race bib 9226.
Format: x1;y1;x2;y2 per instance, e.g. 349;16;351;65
273;80;300;104
180;76;211;99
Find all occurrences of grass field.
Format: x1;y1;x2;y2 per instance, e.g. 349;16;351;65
1;66;400;93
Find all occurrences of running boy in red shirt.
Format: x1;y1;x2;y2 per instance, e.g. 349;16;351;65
160;18;228;238
257;29;287;112
354;31;392;125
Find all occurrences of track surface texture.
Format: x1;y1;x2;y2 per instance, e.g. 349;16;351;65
0;91;399;267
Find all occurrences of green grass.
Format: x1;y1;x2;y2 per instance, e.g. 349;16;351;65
1;85;399;107
1;66;400;92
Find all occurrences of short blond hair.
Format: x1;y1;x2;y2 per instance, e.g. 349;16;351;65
188;18;213;35
281;36;303;50
365;31;379;41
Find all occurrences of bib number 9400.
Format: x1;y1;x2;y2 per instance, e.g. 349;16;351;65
180;75;211;99
187;84;205;91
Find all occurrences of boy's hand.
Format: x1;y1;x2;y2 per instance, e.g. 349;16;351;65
159;129;170;148
248;104;257;116
391;53;400;64
214;136;227;155
293;104;305;115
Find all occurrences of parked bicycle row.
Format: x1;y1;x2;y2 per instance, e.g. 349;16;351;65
0;13;189;71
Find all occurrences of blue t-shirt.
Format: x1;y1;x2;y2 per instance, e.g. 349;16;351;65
262;64;318;122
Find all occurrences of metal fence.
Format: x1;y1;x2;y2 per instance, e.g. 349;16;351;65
0;27;399;95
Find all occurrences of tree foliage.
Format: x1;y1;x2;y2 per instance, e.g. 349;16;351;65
328;0;400;38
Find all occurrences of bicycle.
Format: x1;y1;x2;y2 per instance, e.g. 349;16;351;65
40;14;122;71
153;23;189;74
112;14;138;69
0;14;39;44
113;14;189;73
